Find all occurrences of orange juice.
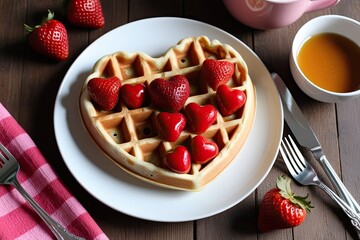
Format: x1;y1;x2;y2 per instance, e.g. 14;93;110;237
297;33;360;93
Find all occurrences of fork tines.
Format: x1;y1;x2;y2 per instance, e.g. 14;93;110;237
0;144;8;168
280;135;307;175
0;143;14;169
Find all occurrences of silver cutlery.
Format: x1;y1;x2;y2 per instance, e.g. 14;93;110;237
272;73;360;213
280;135;360;232
0;143;85;240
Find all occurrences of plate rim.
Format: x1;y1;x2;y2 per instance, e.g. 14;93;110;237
54;17;283;222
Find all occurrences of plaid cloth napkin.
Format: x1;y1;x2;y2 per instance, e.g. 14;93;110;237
0;103;108;240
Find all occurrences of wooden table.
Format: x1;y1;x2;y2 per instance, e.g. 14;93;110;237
1;0;359;239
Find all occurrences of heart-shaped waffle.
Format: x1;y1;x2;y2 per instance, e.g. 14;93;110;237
79;36;256;191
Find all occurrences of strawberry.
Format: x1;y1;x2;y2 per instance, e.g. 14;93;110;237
184;102;217;134
190;135;219;164
258;175;313;232
87;77;121;111
216;84;246;116
65;0;105;29
155;112;186;142
164;145;191;174
201;59;234;90
24;11;69;61
148;75;190;112
119;83;148;109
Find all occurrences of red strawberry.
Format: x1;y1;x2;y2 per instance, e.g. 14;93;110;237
155;112;186;142
184;102;217;134
65;0;105;29
87;77;121;111
164;146;191;174
119;83;148;109
190;135;219;164
148;75;190;112
201;59;234;90
216;84;246;116
258;175;313;232
24;11;69;61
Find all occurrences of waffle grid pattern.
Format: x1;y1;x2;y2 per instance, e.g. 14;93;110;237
80;36;256;191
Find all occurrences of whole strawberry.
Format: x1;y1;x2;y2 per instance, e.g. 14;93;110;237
65;0;105;29
24;11;69;61
87;77;121;111
201;59;234;91
258;175;313;232
148;75;190;112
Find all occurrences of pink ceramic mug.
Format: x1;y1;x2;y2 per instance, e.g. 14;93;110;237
223;0;340;30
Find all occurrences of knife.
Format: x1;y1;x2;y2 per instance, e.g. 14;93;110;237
272;72;360;213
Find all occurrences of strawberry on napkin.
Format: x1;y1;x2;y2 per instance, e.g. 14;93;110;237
0;103;108;240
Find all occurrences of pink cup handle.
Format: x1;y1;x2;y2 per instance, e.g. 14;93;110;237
306;0;340;12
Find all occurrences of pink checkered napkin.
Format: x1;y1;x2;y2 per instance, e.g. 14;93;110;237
0;103;108;240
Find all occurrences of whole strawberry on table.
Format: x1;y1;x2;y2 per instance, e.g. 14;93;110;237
24;11;69;61
64;0;105;29
258;175;313;232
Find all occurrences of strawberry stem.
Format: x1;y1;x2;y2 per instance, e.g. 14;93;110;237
24;24;34;33
24;10;55;33
276;175;314;212
42;10;55;24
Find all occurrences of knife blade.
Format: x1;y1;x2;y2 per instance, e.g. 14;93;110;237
272;75;319;150
272;72;360;213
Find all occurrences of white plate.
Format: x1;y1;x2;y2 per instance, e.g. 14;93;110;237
54;17;283;222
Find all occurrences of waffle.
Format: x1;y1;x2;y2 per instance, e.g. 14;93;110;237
79;36;256;191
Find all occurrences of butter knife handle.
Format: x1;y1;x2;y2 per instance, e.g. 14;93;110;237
314;151;360;212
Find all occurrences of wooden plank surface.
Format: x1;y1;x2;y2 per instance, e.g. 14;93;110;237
334;2;360;239
0;0;359;239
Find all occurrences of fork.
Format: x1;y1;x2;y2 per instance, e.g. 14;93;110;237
279;135;360;232
0;143;85;240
